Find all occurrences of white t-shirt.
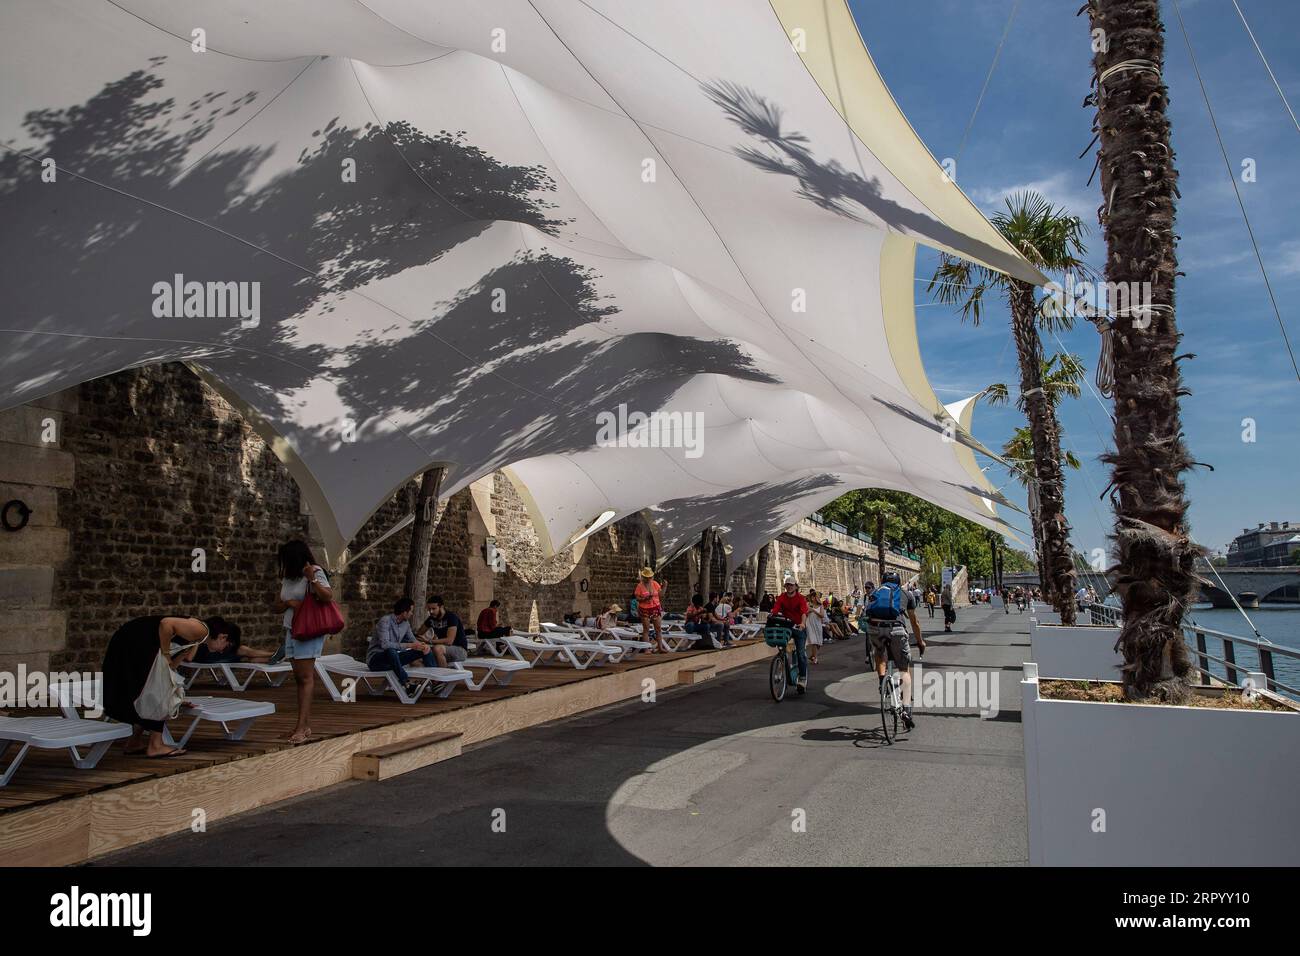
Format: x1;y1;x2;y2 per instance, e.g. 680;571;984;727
281;567;331;629
714;602;733;621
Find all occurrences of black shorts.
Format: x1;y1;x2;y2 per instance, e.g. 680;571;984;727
865;620;911;671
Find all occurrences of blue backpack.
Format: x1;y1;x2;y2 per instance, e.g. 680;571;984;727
865;582;903;620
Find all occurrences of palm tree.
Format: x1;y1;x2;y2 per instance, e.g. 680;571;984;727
986;352;1086;603
929;192;1089;625
1002;425;1083;597
1084;0;1196;701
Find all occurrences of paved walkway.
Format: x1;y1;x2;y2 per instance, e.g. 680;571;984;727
101;605;1033;866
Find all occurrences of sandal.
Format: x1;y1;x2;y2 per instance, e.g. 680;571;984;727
146;747;187;759
286;730;312;745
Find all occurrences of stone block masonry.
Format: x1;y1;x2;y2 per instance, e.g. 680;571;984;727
0;363;893;671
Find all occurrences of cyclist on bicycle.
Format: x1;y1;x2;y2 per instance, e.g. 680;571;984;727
860;571;921;729
769;576;809;694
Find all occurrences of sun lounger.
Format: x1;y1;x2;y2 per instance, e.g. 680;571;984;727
474;634;512;657
501;634;622;669
314;654;470;704
540;623;653;659
428;657;532;690
180;660;292;691
610;625;700;652
0;715;133;786
162;696;276;749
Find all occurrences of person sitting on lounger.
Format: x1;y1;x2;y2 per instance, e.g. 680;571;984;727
684;593;708;639
193;617;276;665
419;595;468;667
475;599;512;646
712;592;736;647
596;603;622;630
367;598;436;692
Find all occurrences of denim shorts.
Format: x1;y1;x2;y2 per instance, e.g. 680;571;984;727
284;630;326;660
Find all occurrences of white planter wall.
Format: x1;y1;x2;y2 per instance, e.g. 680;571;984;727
1029;620;1122;682
1029;609;1061;625
1021;663;1300;866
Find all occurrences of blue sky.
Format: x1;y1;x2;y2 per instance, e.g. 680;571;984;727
851;0;1299;558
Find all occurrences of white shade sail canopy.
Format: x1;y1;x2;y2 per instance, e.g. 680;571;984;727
0;0;1038;566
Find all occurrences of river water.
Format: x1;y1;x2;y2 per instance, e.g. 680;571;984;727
1182;604;1300;696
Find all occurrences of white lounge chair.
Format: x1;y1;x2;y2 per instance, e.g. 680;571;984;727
314;654;470;704
501;634;622;669
0;715;133;786
181;660;292;691
437;657;532;690
540;623;653;659
162;696;276;749
473;634;512;658
612;625;699;652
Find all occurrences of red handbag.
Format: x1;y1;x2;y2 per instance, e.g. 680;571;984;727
292;591;345;640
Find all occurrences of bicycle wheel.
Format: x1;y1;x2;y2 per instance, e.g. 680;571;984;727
770;651;788;702
879;673;893;744
890;670;902;736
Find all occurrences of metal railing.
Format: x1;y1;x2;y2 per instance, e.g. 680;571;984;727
1087;602;1123;627
1079;602;1299;702
1183;623;1300;701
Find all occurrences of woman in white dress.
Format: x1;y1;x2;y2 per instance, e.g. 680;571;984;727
805;588;826;663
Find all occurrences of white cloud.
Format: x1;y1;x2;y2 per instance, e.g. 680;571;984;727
1275;240;1300;277
965;170;1098;224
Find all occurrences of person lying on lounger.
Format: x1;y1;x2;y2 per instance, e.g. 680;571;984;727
191;617;276;665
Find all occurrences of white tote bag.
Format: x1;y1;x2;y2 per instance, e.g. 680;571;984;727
133;651;187;722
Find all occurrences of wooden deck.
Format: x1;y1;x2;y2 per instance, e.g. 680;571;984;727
0;640;771;865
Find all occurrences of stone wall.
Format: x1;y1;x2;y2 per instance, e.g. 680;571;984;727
0;362;915;673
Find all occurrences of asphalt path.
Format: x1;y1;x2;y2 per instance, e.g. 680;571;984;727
102;604;1032;866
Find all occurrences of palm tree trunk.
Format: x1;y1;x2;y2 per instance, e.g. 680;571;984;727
1023;479;1051;603
1088;0;1195;701
1009;282;1077;624
698;527;714;598
403;466;445;612
754;541;771;597
1032;510;1052;604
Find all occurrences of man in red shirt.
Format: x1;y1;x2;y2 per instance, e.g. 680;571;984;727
475;599;511;650
769;577;810;692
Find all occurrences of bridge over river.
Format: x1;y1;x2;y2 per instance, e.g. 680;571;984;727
999;567;1300;608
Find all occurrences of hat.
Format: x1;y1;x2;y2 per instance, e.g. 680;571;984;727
639;567;655;578
783;576;797;586
608;603;623;613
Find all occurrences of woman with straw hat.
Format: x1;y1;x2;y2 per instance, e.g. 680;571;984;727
634;567;666;652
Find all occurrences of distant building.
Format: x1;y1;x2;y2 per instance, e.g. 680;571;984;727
1226;522;1300;567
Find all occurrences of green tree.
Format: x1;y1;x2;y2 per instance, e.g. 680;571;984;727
930;192;1091;624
